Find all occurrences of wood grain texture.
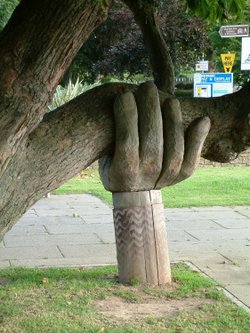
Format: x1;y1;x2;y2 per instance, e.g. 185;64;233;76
152;203;171;284
112;190;162;208
113;207;147;284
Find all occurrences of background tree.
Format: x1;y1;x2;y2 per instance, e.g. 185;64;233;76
206;0;250;84
66;0;212;83
186;0;245;22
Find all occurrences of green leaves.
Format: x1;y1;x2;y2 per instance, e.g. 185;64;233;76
186;0;245;22
0;0;19;31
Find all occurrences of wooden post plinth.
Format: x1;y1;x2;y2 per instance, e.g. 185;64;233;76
112;190;171;285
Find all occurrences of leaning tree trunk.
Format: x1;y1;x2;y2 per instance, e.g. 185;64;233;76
0;0;112;177
0;0;112;238
0;0;249;244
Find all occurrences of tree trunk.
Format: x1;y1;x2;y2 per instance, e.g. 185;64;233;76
0;0;112;239
0;0;112;177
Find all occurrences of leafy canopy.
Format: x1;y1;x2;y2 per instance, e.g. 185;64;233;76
186;0;245;22
0;0;19;30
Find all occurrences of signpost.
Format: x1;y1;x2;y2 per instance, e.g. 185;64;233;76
219;25;249;38
195;60;209;72
194;73;233;98
220;54;235;72
193;25;249;98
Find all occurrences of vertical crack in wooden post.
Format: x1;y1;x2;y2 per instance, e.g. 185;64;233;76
149;190;160;284
113;190;171;285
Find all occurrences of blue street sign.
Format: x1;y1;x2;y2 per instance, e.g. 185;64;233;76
194;73;233;98
199;73;233;83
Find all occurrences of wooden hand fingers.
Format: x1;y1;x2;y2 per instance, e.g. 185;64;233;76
109;92;140;191
156;98;184;188
99;85;210;193
171;116;211;185
98;155;112;191
135;82;163;186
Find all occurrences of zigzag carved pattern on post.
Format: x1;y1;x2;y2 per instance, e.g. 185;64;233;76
114;207;149;283
113;202;171;284
113;207;144;256
113;206;157;263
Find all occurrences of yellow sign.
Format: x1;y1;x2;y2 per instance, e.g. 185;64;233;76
221;53;235;73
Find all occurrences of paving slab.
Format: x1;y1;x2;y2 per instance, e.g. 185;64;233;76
35;208;77;217
167;230;198;242
187;228;250;242
168;240;216;257
212;218;250;229
225;285;250;308
72;209;112;217
3;233;101;248
41;217;85;225
193;258;250;285
234;206;250;218
218;247;250;268
23;209;38;217
0;260;10;268
192;206;237;212
81;215;113;224
167;219;224;230
0;246;62;260
200;239;250;253
169;247;224;263
6;225;48;236
45;223;114;235
58;243;116;259
165;210;245;221
10;257;116;268
95;232;116;244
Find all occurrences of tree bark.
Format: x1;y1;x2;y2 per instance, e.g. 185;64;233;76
0;0;112;176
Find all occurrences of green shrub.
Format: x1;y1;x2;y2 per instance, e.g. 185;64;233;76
48;78;101;111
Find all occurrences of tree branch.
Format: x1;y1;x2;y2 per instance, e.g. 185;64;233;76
123;0;175;94
0;82;249;239
29;82;249;172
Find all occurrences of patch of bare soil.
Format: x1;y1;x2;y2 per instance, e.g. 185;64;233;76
0;277;11;286
93;284;212;322
94;297;212;321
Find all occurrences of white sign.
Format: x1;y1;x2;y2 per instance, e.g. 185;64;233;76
195;60;209;72
194;73;233;98
241;37;250;70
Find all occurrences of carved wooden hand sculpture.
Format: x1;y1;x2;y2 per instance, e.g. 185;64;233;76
99;82;211;192
99;82;210;285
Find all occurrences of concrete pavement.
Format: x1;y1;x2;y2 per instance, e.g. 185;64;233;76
0;194;250;310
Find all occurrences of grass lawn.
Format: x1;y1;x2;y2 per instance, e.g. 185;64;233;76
1;264;250;333
53;167;250;208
